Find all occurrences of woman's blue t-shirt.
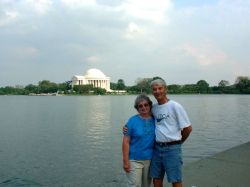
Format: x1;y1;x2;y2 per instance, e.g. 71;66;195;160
124;114;155;160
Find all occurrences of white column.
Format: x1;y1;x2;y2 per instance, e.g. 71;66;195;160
107;79;110;90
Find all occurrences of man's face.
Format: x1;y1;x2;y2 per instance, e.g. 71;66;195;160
151;83;167;101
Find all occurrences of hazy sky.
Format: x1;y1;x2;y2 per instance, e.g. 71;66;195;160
0;0;249;87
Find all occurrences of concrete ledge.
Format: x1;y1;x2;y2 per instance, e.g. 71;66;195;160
182;141;250;187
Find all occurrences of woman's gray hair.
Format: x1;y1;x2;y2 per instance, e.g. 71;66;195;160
134;94;153;110
150;78;167;88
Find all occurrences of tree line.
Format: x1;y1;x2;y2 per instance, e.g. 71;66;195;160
111;76;250;94
0;76;249;95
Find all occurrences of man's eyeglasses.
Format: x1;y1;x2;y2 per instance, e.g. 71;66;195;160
138;103;149;108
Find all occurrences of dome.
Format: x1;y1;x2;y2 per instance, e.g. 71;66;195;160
84;68;106;79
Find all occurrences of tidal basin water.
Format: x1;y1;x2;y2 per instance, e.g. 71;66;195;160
0;95;249;187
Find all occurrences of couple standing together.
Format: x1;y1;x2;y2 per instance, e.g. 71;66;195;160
122;78;192;187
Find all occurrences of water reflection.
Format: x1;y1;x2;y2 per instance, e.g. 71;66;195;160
74;96;112;147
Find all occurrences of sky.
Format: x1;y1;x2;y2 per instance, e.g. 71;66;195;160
0;0;249;87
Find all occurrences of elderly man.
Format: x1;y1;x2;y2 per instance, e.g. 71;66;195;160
150;78;192;187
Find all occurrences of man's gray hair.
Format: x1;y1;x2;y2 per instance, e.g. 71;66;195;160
150;78;167;87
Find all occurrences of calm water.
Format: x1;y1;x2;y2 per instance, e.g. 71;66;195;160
0;95;249;187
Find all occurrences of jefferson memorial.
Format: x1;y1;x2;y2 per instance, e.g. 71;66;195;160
71;68;111;91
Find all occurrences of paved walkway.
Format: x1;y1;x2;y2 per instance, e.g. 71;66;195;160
182;141;250;187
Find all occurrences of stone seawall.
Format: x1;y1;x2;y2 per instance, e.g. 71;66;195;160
182;141;250;187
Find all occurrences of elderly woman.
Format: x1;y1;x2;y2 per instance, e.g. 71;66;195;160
122;94;155;187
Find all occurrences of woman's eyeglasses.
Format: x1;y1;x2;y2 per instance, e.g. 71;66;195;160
138;103;149;108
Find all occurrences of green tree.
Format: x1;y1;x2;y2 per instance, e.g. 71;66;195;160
168;84;182;94
58;81;71;93
218;80;230;87
0;86;27;95
126;85;141;94
218;80;230;93
135;78;152;94
73;85;93;94
25;84;38;93
196;80;209;93
117;79;126;90
93;87;106;95
110;82;117;90
181;84;198;93
38;80;58;93
235;76;250;93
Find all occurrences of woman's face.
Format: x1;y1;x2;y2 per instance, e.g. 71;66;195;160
137;100;150;116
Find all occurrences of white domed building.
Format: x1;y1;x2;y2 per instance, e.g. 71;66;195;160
71;68;111;91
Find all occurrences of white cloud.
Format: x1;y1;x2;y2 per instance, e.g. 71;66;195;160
128;22;139;33
0;0;53;26
120;0;172;23
0;10;18;26
124;22;144;39
24;0;53;15
61;0;96;8
182;41;227;66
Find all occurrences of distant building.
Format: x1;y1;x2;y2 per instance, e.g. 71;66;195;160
71;68;111;91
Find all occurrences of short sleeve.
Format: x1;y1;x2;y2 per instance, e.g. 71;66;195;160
174;103;191;129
